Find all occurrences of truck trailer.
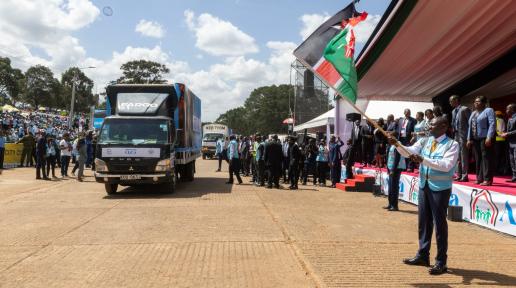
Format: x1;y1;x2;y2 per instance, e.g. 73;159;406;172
94;83;201;195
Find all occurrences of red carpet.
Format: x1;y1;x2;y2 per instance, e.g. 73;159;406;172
353;165;516;196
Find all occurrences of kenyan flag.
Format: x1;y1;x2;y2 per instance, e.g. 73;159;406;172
293;3;367;103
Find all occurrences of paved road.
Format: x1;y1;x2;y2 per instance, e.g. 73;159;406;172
0;159;515;287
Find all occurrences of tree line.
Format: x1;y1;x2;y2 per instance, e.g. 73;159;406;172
214;84;331;136
0;57;170;113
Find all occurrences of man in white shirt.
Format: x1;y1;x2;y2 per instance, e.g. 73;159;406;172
59;133;72;177
388;117;458;275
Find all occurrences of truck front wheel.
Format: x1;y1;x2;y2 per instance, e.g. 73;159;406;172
105;183;118;195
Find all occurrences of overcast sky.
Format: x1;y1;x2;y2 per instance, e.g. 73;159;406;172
0;0;390;121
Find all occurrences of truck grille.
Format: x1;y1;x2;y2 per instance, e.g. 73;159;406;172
108;163;156;174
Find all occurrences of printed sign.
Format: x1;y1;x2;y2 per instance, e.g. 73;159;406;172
102;147;160;158
352;167;516;236
3;143;23;168
116;93;168;115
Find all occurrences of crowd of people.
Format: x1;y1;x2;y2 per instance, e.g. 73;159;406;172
346;96;516;186
0;110;97;180
213;133;346;190
210;96;516;195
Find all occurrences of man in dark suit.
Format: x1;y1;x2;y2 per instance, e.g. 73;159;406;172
386;114;398;133
397;109;416;171
35;131;49;180
449;95;471;181
345;120;362;179
502;103;516;182
361;121;374;166
264;135;283;189
288;136;301;190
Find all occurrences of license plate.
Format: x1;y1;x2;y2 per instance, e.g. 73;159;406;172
120;175;141;180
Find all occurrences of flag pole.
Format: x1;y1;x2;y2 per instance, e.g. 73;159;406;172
294;57;410;154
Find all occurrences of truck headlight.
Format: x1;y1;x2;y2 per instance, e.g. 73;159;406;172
95;158;108;172
155;158;172;172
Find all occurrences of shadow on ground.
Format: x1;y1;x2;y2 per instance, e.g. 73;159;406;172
103;176;233;199
410;267;516;287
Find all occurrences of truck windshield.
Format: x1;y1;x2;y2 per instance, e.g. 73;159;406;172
99;118;169;145
203;133;224;142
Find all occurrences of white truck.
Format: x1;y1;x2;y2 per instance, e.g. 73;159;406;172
201;123;229;159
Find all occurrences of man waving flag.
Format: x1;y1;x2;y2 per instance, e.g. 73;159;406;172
293;3;367;104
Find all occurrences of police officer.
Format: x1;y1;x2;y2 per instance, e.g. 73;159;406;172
17;132;35;167
388;117;459;275
226;135;242;185
215;137;224;172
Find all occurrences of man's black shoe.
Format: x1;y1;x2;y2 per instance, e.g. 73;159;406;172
403;256;430;266
225;181;233;184
429;264;447;275
274;185;280;189
458;177;469;182
388;207;399;211
266;185;272;189
383;205;392;210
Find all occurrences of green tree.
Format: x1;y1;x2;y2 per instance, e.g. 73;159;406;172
60;67;95;112
24;65;59;109
215;84;331;136
216;107;250;135
0;57;24;105
117;60;170;84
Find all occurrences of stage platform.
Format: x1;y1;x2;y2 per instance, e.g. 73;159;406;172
358;166;516;196
341;165;516;236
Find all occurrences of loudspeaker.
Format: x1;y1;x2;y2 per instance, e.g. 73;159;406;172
346;113;361;122
447;206;463;222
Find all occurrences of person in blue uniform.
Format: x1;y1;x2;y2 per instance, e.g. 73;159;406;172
388;117;459;275
384;131;405;211
226;135;242;184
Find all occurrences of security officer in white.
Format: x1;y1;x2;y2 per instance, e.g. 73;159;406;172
388;116;458;275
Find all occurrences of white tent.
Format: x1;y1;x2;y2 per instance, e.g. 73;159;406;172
364;100;434;120
294;108;334;132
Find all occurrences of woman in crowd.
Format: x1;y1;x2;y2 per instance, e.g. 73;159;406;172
315;139;329;187
45;136;59;178
373;118;387;168
467;95;496;186
412;111;427;143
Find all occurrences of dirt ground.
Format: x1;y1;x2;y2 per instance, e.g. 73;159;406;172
0;159;515;287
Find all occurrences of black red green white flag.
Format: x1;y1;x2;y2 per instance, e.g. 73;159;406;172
293;3;367;103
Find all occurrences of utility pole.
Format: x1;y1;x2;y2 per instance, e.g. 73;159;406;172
68;66;95;128
68;75;77;128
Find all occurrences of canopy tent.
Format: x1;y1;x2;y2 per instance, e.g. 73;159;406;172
294;108;334;132
355;0;516;103
364;100;434;120
334;0;516;137
1;104;19;112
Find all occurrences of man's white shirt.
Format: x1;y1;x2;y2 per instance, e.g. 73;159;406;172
396;134;459;172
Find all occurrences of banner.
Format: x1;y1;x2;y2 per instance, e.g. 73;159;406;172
352;167;516;236
3;143;24;168
101;147;161;158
